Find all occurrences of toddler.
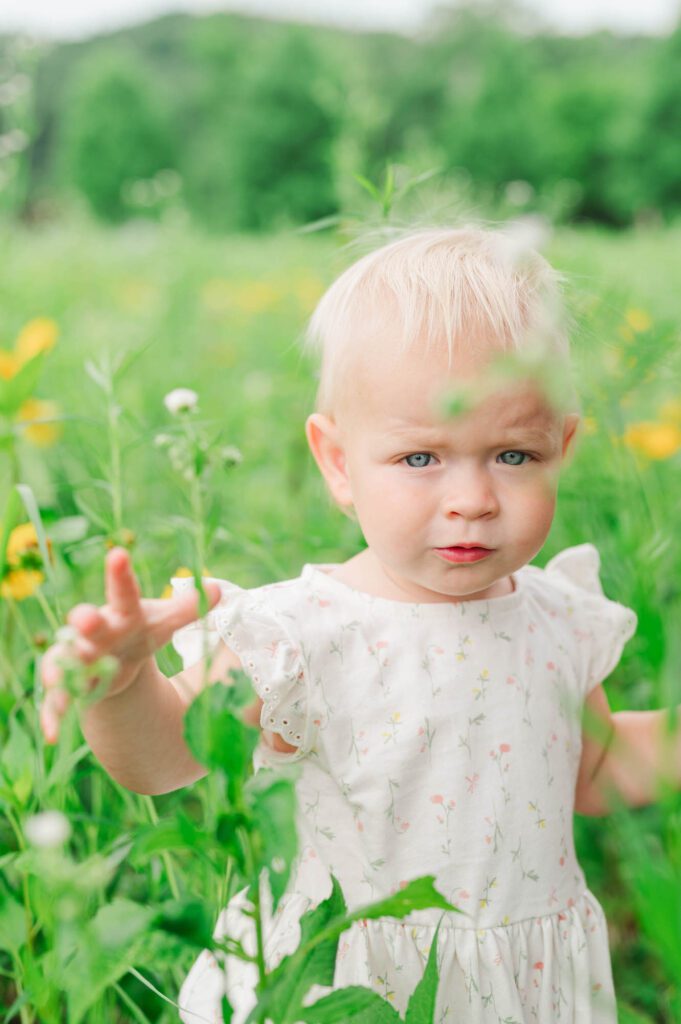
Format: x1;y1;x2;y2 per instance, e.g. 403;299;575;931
41;227;674;1023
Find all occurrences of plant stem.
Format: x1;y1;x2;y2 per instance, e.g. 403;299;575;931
107;383;123;537
34;587;59;633
141;795;181;900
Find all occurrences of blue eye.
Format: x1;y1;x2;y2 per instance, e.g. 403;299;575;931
404;453;433;468
498;450;531;466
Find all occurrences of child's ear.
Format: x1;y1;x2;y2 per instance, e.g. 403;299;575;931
305;413;354;507
562;413;581;461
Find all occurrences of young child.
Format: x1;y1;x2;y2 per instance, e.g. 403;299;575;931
41;227;675;1024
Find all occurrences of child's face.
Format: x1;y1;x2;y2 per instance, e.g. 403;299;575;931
308;338;579;603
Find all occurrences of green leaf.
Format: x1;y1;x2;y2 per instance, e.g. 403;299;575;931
183;683;259;785
129;814;209;864
405;921;441;1024
64;899;155;1024
347;876;458;927
44;742;91;795
45;515;89;545
353;173;380;202
153;899;215;949
300;986;402;1023
0;888;26;955
0;352;46;416
1;717;35;808
248;770;298;911
16;483;57;591
249;876;347;1024
0;487;23;582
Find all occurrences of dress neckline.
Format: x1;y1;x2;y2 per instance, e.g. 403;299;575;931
301;562;529;614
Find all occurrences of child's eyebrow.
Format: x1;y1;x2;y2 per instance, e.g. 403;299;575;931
383;420;560;448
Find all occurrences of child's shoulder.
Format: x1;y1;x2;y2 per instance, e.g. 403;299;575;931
520;544;637;679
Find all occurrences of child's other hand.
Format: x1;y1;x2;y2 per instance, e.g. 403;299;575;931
39;547;221;744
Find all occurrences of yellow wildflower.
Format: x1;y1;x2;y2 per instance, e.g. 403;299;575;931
623;421;681;460
161;565;213;599
625;308;652;333
15;398;62;447
1;522;49;601
1;569;44;600
0;350;20;380
14;318;58;363
7;522;41;563
581;416;597;435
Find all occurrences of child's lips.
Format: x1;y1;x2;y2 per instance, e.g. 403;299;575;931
434;545;494;564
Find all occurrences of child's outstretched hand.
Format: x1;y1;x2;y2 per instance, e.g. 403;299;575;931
39;547;221;744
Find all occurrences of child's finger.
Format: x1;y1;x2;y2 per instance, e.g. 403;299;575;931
151;580;222;641
40;686;70;745
67;603;109;641
41;643;68;689
104;547;141;615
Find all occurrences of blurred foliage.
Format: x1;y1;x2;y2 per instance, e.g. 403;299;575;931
1;3;681;229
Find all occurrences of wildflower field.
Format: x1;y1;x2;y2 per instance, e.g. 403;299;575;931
1;218;681;1023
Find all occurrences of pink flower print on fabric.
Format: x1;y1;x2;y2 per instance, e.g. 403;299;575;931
418;717;437;762
489;743;512;804
431;793;456;856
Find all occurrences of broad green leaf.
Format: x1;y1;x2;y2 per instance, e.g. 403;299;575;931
249;876;347;1024
44;742;91;794
0;888;26;954
129;814;209;864
405;921;441;1024
64;899;155;1024
248;770;298;910
300;986;402;1023
184;683;259;785
1;717;35;808
225;668;257;708
346;876;458;928
44;515;89;544
153;899;215;949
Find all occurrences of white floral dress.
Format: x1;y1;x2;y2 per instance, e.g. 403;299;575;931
172;544;637;1024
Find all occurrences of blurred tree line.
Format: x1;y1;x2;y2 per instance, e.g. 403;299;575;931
0;1;680;230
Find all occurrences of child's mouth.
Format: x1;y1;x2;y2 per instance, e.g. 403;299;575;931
434;546;493;564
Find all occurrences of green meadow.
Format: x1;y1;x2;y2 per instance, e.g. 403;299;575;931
1;218;681;1021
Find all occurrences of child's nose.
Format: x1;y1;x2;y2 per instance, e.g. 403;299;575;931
440;464;500;519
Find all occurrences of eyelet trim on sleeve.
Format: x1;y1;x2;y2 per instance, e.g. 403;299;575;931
544;544;637;692
214;592;309;757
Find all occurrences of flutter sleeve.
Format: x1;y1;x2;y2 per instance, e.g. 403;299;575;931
170;576;310;758
543;544;637;696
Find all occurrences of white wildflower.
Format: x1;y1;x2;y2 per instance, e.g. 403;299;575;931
25;810;71;848
55;625;77;646
163;388;198;416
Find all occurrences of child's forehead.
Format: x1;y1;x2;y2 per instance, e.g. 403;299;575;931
345;340;562;435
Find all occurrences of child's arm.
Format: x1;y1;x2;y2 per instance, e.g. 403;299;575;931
575;683;681;815
40;547;267;795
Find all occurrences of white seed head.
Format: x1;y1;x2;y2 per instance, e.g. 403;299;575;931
55;625;77;646
24;810;71;848
163;388;198;416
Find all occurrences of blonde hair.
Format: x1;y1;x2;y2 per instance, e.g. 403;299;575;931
304;225;574;415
